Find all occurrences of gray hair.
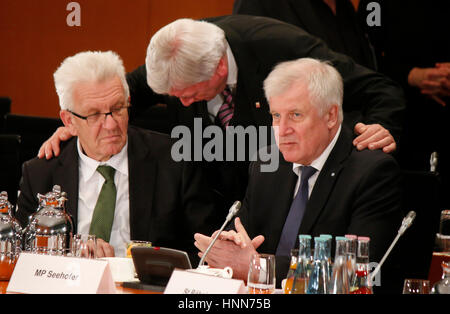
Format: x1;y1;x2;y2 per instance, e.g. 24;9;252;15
146;18;227;94
264;58;343;123
54;51;129;110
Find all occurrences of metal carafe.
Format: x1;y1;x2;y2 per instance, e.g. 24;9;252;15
0;191;22;280
23;185;74;255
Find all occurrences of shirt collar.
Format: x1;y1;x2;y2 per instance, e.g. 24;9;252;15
293;125;342;175
226;43;238;90
77;138;129;182
206;43;238;118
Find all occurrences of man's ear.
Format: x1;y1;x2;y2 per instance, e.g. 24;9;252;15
216;55;228;77
59;110;78;136
326;104;339;129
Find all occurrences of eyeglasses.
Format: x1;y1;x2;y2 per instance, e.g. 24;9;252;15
68;105;130;126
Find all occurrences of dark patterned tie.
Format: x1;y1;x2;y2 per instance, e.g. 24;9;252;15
89;165;116;242
276;166;317;256
217;87;235;128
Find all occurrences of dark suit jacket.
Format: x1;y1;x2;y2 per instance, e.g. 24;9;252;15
233;0;377;70
128;15;404;138
15;126;219;262
126;14;405;212
238;126;403;290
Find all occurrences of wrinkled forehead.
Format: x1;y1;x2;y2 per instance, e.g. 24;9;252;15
72;77;127;111
269;83;312;112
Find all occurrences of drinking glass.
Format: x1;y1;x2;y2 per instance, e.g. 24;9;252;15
439;210;450;236
126;240;152;258
436;210;450;252
402;279;430;294
247;253;276;294
71;234;97;259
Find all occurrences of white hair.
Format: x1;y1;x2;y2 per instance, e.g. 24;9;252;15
54;51;129;110
146;18;227;94
264;58;344;123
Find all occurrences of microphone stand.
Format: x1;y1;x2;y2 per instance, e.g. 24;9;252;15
370;211;416;282
198;201;241;267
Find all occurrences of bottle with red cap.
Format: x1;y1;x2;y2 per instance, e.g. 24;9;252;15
350;236;373;294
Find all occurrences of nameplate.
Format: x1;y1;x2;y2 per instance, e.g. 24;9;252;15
164;269;246;294
7;253;116;294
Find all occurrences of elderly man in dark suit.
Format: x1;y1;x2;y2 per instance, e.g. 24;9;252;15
16;51;217;260
39;15;405;214
194;58;403;292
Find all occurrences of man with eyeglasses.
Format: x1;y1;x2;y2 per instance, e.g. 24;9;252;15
15;51;217;260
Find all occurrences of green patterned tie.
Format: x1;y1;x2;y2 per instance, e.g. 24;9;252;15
89;165;116;242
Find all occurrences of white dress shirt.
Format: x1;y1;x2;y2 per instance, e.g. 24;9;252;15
292;125;342;198
207;43;238;121
76;139;130;257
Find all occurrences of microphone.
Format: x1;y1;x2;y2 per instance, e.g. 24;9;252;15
370;211;416;281
399;211;416;235
198;200;241;267
430;152;438;172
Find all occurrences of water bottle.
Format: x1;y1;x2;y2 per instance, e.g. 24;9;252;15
320;234;333;277
329;236;350;294
284;248;299;294
345;234;358;292
290;234;312;294
307;237;329;294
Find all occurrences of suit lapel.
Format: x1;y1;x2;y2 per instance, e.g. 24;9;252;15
197;101;215;128
262;157;298;252
234;69;272;128
299;126;354;234
127;127;157;240
218;23;272;128
54;139;79;232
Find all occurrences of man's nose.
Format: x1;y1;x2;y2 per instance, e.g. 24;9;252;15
278;117;292;136
102;113;118;129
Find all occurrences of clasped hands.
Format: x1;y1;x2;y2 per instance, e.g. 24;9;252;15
408;62;450;107
194;217;264;281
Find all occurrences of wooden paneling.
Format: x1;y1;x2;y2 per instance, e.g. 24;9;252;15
0;0;234;117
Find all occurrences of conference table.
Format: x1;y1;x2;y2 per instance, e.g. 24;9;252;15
0;280;159;294
2;252;449;294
